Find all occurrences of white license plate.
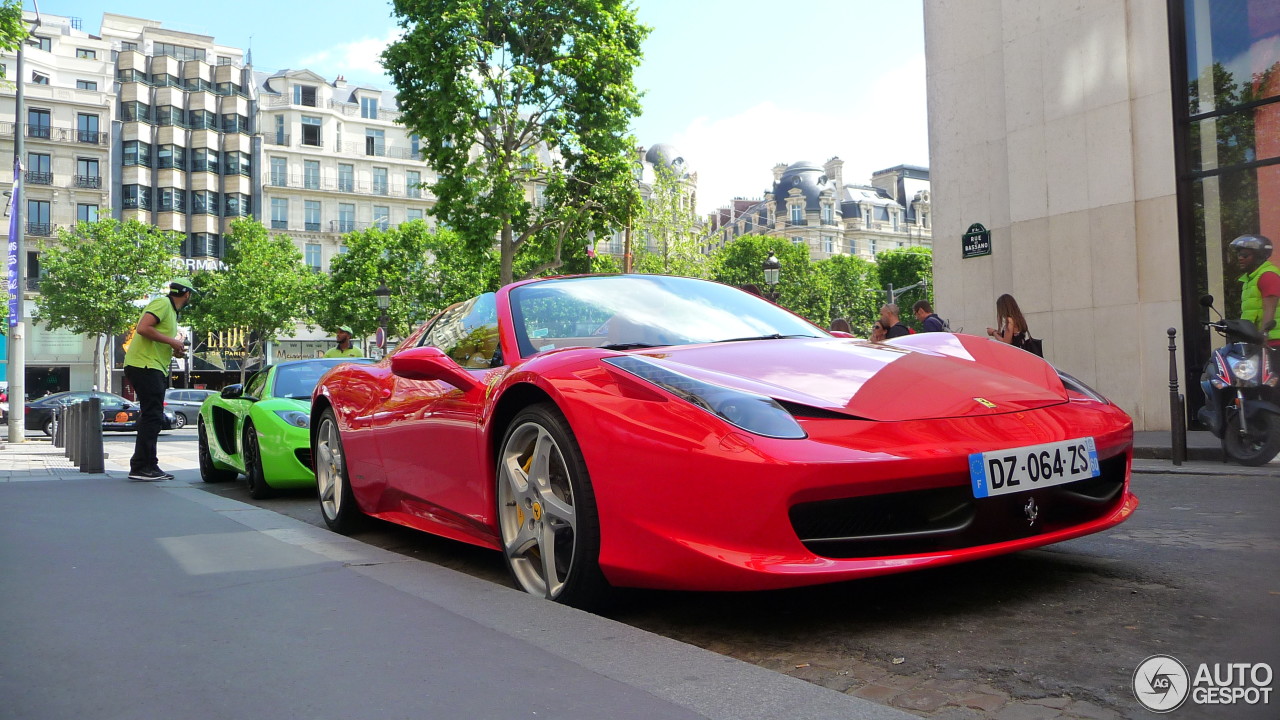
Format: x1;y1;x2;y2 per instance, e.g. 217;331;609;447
968;437;1099;498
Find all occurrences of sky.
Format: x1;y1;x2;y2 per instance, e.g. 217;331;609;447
44;0;928;215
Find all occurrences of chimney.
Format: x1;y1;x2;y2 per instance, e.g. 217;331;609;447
824;156;844;192
772;163;787;184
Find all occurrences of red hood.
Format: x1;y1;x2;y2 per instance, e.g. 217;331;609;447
633;333;1067;422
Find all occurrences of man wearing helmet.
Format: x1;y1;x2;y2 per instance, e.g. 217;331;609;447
123;278;197;481
1231;234;1280;350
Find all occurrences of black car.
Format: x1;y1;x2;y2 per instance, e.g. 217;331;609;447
24;391;178;436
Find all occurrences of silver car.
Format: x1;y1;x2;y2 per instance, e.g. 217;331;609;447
163;388;217;428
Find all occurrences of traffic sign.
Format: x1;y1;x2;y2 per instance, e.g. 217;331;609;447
375;327;386;348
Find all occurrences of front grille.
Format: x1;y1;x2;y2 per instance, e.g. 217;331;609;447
789;453;1128;558
295;447;313;471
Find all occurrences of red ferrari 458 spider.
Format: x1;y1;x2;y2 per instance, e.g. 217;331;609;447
311;274;1137;608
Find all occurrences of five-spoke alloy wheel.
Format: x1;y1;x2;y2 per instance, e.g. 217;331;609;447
315;409;364;533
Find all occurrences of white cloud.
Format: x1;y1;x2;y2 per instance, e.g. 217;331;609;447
297;28;401;86
671;53;929;215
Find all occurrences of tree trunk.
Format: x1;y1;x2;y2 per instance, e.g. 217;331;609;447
500;224;515;286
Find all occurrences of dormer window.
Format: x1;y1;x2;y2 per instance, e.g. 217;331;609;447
789;205;803;225
293;85;317;107
361;97;379;119
821;204;833;225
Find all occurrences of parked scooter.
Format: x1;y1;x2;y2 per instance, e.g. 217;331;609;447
1197;295;1280;466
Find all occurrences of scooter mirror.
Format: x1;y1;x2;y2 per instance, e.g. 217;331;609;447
1199;294;1215;307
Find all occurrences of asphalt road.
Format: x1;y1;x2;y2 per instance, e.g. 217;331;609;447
106;431;1280;719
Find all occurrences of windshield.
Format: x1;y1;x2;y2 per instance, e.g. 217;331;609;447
510;275;825;357
271;358;373;400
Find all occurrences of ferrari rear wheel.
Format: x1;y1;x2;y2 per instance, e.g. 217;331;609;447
243;422;273;499
497;403;608;609
198;419;237;483
315;409;365;533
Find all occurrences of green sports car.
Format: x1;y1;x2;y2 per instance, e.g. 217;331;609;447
198;357;373;498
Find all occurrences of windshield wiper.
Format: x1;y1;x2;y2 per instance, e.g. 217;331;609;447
713;334;812;343
600;342;661;350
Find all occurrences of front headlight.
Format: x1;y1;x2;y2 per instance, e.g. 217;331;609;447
603;355;806;439
1057;370;1109;404
273;409;310;428
1231;357;1259;382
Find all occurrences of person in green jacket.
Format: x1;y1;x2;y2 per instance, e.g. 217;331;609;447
124;278;196;481
323;325;363;358
1230;234;1279;351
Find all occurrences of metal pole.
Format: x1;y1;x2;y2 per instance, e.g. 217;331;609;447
6;14;34;443
1168;328;1186;466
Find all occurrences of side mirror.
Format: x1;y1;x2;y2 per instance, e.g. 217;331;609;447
391;346;482;392
1199;294;1215;307
220;384;244;400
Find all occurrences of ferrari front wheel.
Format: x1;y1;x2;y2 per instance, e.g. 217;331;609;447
243;422;273;499
315;409;365;533
496;403;608;609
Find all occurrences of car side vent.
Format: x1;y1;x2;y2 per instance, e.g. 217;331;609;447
776;400;867;421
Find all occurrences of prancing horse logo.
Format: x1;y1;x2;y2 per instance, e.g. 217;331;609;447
974;397;997;409
1023;497;1039;526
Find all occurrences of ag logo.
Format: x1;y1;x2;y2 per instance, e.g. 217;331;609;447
1134;654;1190;712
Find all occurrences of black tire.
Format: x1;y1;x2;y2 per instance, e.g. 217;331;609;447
198;419;237;483
315;409;365;533
1224;411;1280;467
172;412;187;429
42;418;54;437
243;422;273;499
495;403;609;609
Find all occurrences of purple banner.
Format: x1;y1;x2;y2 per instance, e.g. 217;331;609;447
8;156;20;327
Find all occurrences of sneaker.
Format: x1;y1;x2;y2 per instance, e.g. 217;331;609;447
154;468;175;480
129;469;167;481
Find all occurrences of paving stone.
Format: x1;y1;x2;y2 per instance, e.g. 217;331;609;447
853;684;901;704
995;703;1064;720
878;672;923;690
892;688;953;713
958;692;1007;713
1063;700;1121;720
1027;696;1073;709
923;677;979;693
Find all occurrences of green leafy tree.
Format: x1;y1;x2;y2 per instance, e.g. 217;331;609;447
709;235;830;326
35;219;182;389
383;0;650;285
0;0;26;77
186;219;318;382
319;221;495;341
815;254;881;334
875;246;934;327
632;164;708;278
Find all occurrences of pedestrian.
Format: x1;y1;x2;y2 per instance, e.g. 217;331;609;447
323;325;364;358
1229;234;1280;350
829;317;852;334
123;278;196;481
912;300;947;332
986;293;1040;354
869;321;888;342
879;304;912;338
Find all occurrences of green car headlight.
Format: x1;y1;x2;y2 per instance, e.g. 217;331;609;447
273;410;310;428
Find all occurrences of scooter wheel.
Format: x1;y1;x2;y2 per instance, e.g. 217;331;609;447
1224;412;1280;466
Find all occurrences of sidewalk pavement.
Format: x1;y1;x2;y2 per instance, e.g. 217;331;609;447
0;438;916;720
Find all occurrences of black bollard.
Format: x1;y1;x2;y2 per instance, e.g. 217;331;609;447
53;407;64;449
68;402;80;464
80;396;104;474
1168;328;1186;466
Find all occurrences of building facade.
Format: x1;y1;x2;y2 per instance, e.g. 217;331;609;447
705;159;932;260
923;0;1277;431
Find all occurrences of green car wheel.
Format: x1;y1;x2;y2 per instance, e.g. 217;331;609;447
199;420;237;483
243;423;274;499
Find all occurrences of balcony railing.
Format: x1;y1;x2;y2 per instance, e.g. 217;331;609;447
26;277;42;291
26;222;54;236
271;220;288;230
27;125;51;139
264;134;291;147
305;222;321;231
77;130;103;144
25;171;52;185
74;175;101;189
0;122;110;146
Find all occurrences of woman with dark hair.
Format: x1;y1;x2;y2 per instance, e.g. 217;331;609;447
986;294;1031;350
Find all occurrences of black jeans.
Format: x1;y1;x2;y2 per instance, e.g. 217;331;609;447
125;365;168;473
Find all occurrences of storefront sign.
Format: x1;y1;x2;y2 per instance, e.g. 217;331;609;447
962;223;992;259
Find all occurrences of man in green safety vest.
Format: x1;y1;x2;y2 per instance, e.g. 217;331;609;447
324;325;363;358
1230;234;1280;351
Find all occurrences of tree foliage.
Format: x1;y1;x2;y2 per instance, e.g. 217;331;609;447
35;219;182;388
814;254;881;335
184;219;318;380
875;246;934;322
0;0;26;72
709;236;830;326
383;0;650;285
319;221;495;340
632;165;707;278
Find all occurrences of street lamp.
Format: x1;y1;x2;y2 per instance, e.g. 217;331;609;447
762;252;781;302
375;283;391;332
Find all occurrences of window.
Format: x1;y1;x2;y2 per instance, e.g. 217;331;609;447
75;48;96;59
32;72;48;85
76;80;98;91
338;163;354;192
360;96;379;119
305;243;322;271
76;204;99;223
223;194;250;217
120;41;137;52
215;82;241;97
823;235;835;254
121;185;151;211
789;205;803;225
120;101;150;122
421;294;500;369
273;115;286;145
154;42;205;62
301;116;322;147
338;244;349;255
373;206;390;230
154;106;179;127
223;151;248;176
188;233;219;258
191;148;218;173
365;128;385;156
31;36;51;52
304;160;320;190
188;109;216;130
217;56;233;66
122;140;151;167
157;145;185;170
27;109;50;138
152;73;180;88
338;203;355;233
192;191;219;215
821;204;833;225
406;171;421;198
27;200;51;236
26;153;51;184
293;85;317;107
410;134;420;157
271;198;289;229
221;113;248;134
305;201;321;231
270;157;287;187
372;167;388;195
406;208;424;223
892;211;899;232
75;158;100;188
158;188;185;212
